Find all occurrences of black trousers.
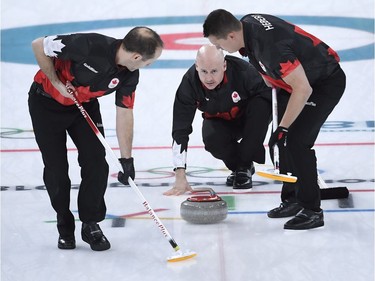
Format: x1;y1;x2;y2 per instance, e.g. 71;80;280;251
277;66;346;210
28;83;109;237
202;95;272;171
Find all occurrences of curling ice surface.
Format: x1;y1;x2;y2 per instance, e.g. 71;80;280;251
1;0;374;280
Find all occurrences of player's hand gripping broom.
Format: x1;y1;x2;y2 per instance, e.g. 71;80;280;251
256;88;298;183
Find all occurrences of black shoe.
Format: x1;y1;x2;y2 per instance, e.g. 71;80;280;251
58;236;76;250
267;201;303;218
233;167;253;190
226;163;255;186
81;223;111;251
226;172;235;186
284;208;324;230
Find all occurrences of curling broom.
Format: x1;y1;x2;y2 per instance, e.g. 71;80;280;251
256;88;298;183
66;82;196;262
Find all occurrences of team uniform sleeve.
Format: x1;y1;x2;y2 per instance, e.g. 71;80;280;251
273;43;301;78
261;25;301;78
115;71;139;109
43;34;90;61
250;20;301;91
264;18;338;85
172;73;198;169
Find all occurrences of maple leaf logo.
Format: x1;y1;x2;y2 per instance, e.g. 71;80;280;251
44;36;66;57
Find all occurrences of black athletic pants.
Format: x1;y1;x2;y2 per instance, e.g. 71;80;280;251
277;66;346;210
202;95;272;171
28;83;109;238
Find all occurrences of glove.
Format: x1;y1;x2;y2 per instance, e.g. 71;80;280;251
268;126;288;149
268;126;288;162
118;157;135;185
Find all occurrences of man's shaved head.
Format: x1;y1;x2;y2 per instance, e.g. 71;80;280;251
196;44;225;65
195;44;226;90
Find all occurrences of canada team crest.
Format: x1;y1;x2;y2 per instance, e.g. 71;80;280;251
231;91;241;103
108;78;119;89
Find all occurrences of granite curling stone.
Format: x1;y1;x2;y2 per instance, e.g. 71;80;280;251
180;188;228;224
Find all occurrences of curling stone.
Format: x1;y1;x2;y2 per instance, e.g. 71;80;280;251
180;188;228;224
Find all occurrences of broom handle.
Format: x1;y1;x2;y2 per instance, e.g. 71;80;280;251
67;85;180;251
271;88;280;173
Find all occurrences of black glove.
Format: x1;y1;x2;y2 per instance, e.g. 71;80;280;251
268;126;288;161
118;157;135;185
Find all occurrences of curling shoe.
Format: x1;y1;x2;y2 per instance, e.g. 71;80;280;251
267;200;303;218
81;223;111;251
233;167;253;190
58;236;76;250
284;208;324;230
226;172;236;186
226;163;255;186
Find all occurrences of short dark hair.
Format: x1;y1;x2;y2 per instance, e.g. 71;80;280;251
203;9;241;39
122;27;164;61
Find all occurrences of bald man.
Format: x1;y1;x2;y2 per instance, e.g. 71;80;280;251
164;45;272;196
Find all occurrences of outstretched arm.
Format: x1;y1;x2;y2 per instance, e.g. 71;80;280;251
164;75;197;196
116;106;134;158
